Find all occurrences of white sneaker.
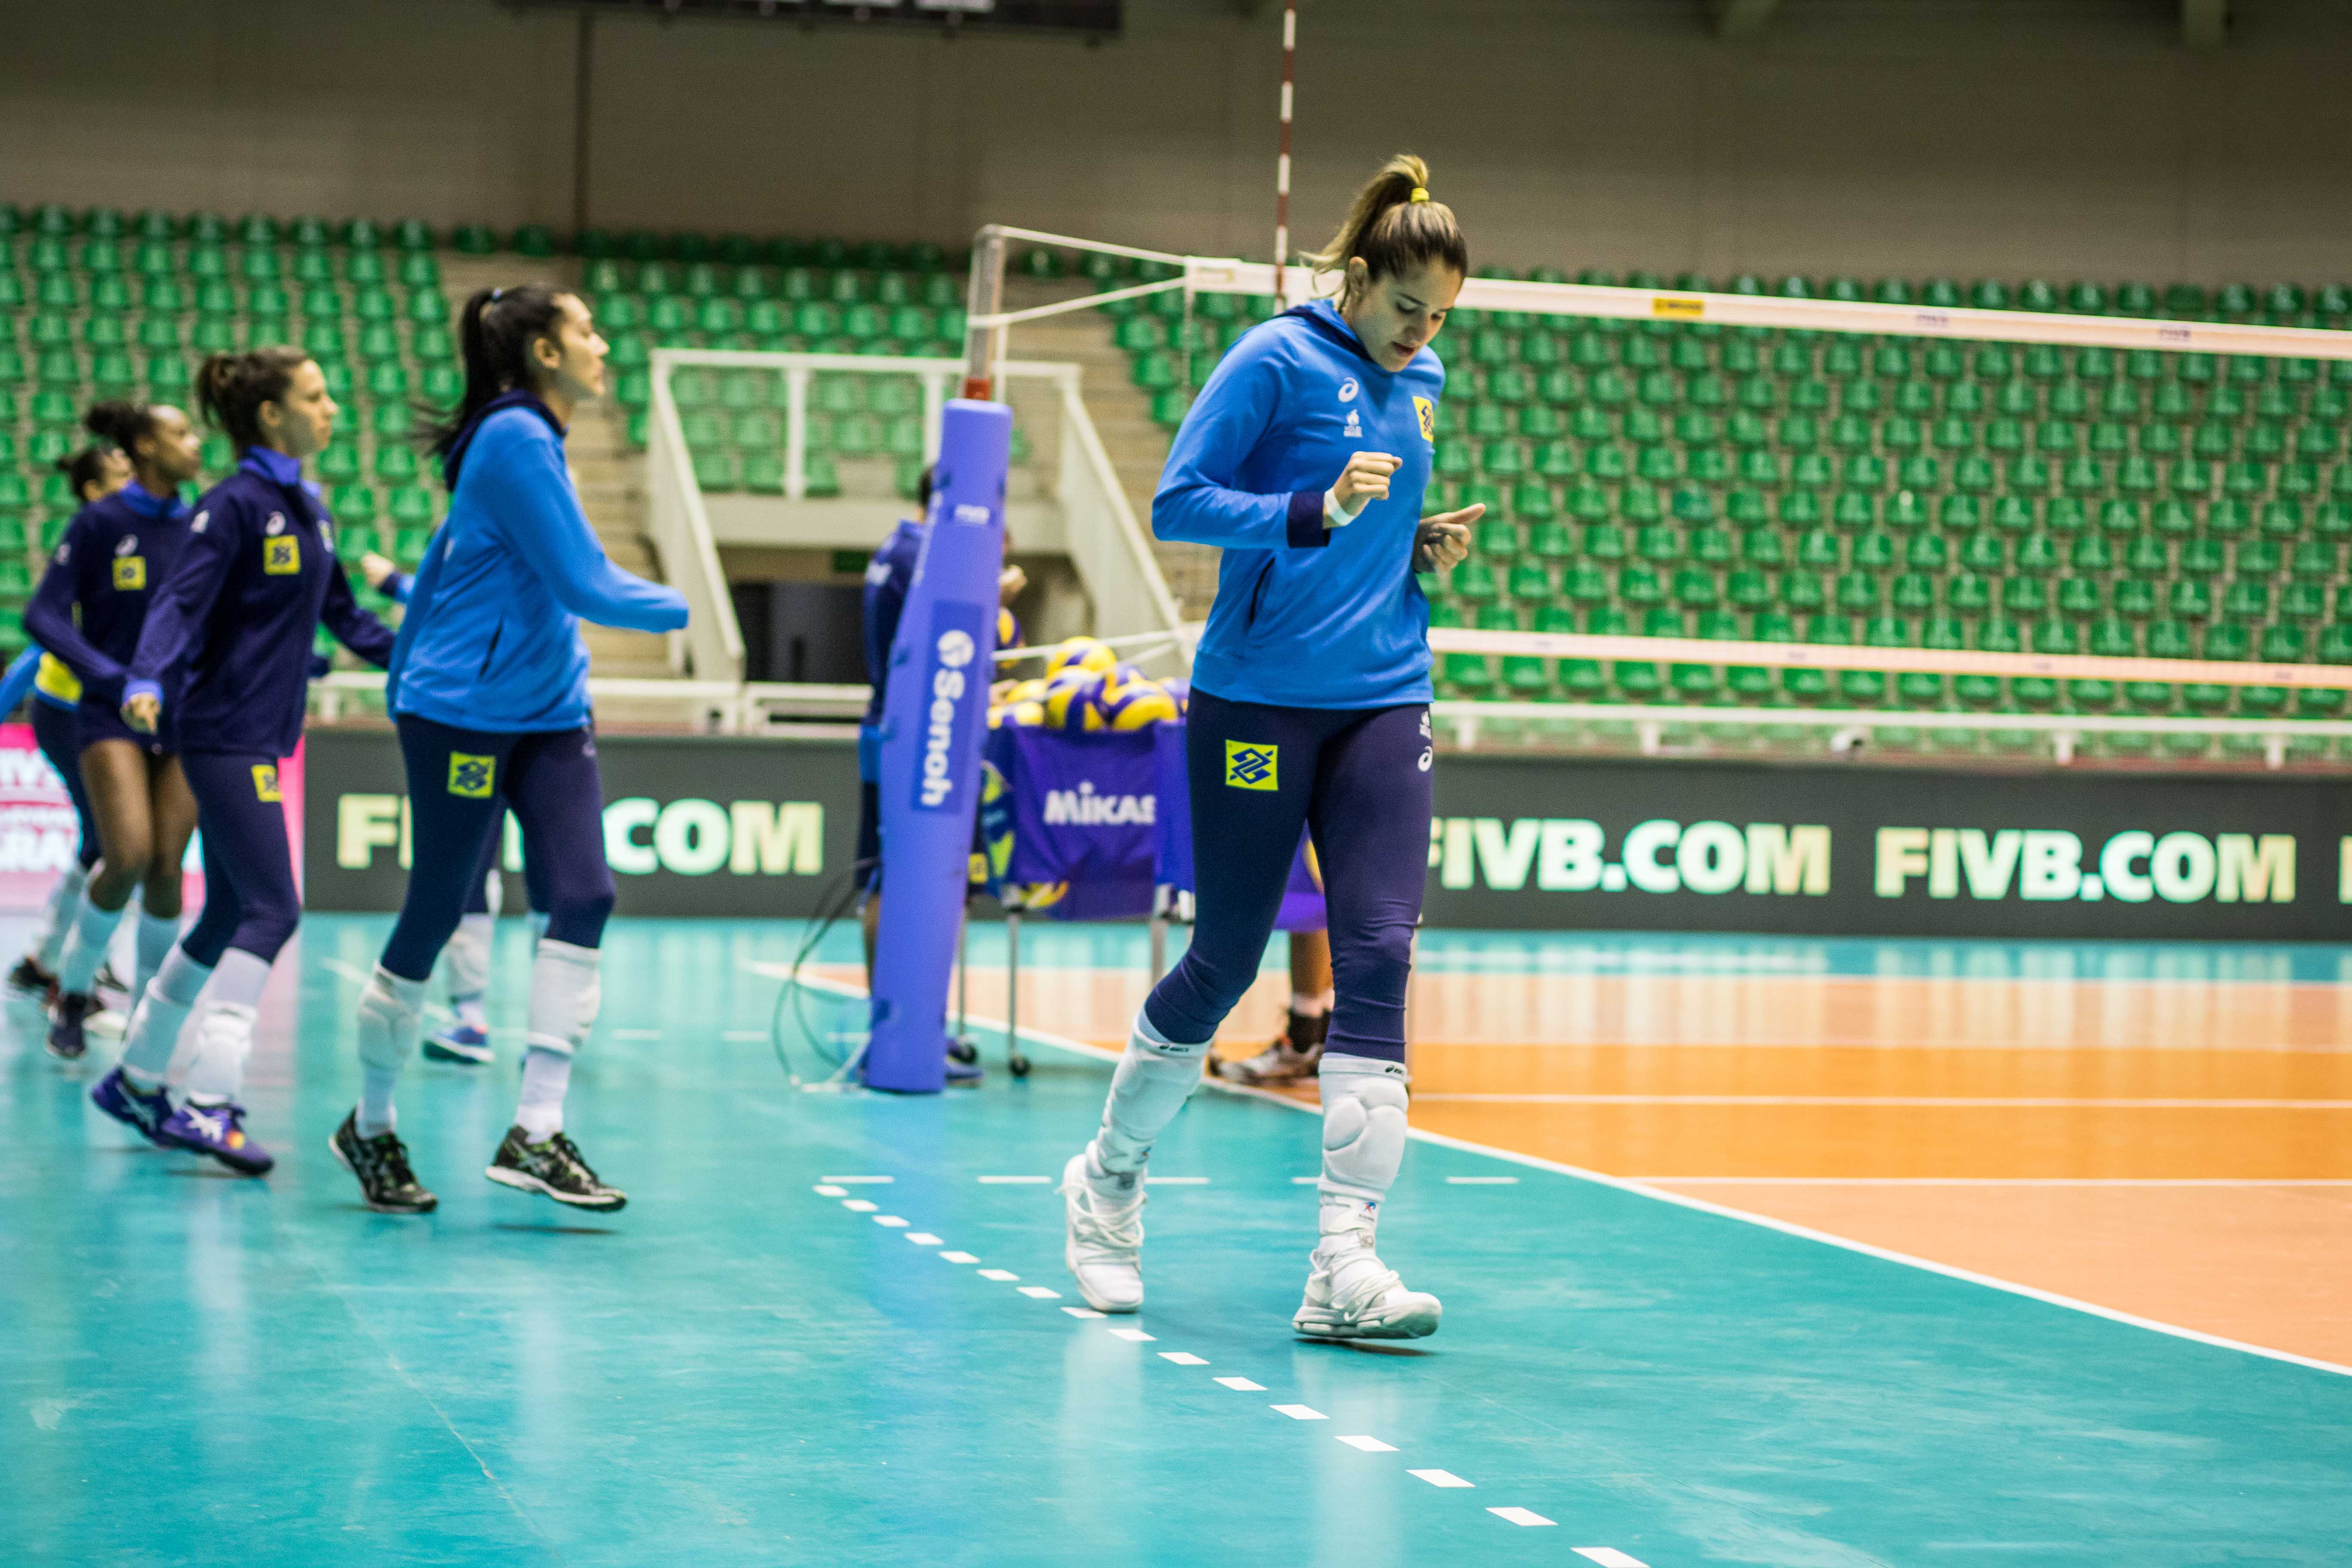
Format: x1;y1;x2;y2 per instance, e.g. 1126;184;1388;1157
1060;1150;1145;1313
1215;1037;1322;1085
1292;1232;1442;1340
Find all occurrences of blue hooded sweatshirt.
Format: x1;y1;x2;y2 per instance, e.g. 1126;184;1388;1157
1155;297;1444;710
24;479;191;709
388;394;688;732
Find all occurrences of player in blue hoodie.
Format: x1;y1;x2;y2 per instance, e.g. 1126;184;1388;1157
332;284;688;1216
116;348;398;1175
1060;156;1480;1339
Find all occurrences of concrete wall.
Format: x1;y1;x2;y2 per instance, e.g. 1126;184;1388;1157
6;0;2352;286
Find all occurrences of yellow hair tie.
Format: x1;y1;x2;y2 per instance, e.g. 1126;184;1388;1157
1409;187;1430;202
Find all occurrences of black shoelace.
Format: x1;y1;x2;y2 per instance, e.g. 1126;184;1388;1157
545;1133;603;1187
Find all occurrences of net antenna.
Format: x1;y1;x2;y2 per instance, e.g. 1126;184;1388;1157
1274;4;1296;309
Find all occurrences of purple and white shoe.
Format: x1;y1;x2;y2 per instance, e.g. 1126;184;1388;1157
423;1021;493;1066
159;1100;275;1175
90;1068;174;1145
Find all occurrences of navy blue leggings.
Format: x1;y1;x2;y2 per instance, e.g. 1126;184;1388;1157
181;750;302;966
380;716;613;983
32;700;99;872
460;808;548;916
1145;689;1432;1063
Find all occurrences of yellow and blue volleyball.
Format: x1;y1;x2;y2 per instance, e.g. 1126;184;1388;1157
1044;637;1116;682
1042;671;1107;731
1101;678;1180;730
990;698;1048;729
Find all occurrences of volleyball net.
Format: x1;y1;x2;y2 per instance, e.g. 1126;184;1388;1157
957;227;2352;750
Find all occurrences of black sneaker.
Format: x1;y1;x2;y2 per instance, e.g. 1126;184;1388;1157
486;1126;627;1211
329;1110;438;1214
7;954;57;1004
46;991;96;1060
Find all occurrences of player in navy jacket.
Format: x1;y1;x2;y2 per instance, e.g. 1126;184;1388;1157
31;401;205;1069
109;349;395;1175
334;284;686;1217
1060;156;1479;1340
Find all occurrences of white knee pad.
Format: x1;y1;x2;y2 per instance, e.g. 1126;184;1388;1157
183;1002;257;1103
525;938;600;1059
444;914;493;1000
1094;1013;1208;1173
1318;1054;1410;1204
357;966;429;1074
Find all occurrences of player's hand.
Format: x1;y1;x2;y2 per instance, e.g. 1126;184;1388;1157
998;564;1028;604
360;550;398;591
1412;505;1481;575
123;693;161;735
1330;451;1402;515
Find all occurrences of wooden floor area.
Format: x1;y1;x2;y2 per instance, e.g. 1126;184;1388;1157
930;929;2352;1371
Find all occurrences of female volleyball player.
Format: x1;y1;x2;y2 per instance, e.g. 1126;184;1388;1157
333;284;686;1216
116;348;397;1173
6;447;129;1007
34;401;204;1066
1061;155;1478;1338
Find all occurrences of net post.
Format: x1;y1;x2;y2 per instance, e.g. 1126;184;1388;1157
963;225;1008;400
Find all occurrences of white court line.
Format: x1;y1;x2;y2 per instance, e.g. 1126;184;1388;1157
1335;1434;1397;1453
1160;1352;1208;1366
1062;1306;1105;1319
1018;1286;1062;1299
978;1175;1050;1184
841;1199;877;1213
1214;1376;1267;1392
1409;1469;1473;1488
1271;1404;1326;1421
1109;1328;1155;1342
612;1029;661;1040
977;1269;1019;1282
1446;1176;1519;1185
721;1030;767;1041
1574;1549;1648;1567
811;1185;847;1197
938;1251;980;1265
872;1215;910;1228
1421;1093;2352;1109
905;1233;943;1246
751;962;2352;1381
1490;1507;1557;1528
1290;1176;1320;1184
1639;1176;2352;1188
821;1175;894;1184
1145;1176;1209;1185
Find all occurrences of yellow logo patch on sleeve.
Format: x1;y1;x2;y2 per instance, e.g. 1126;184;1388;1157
448;753;496;799
263;537;300;576
1414;396;1436;444
113;556;146;591
251;764;282;803
1223;740;1278;791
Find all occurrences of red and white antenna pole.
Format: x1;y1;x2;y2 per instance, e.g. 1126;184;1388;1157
1274;5;1295;307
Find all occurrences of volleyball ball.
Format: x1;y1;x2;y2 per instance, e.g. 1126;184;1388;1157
1101;679;1180;730
1044;637;1116;682
1042;671;1106;731
994;698;1047;729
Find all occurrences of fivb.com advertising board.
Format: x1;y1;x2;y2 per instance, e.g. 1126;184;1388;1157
303;726;2349;938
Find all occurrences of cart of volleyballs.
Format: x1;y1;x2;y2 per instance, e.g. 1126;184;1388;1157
971;637;1325;1070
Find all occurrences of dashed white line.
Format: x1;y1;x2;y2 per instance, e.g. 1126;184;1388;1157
1214;1376;1266;1392
1271;1404;1326;1421
1160;1352;1208;1366
612;1029;662;1040
1109;1328;1155;1342
873;1215;910;1228
842;1199;878;1213
977;1175;1049;1184
822;1175;894;1185
977;1269;1020;1282
1573;1550;1646;1566
1291;1176;1321;1185
721;1030;767;1041
1017;1286;1062;1299
939;1251;980;1265
1061;1306;1105;1319
1335;1435;1397;1453
905;1233;943;1246
1145;1176;1209;1185
1489;1507;1556;1528
1446;1176;1519;1185
812;1185;847;1197
1409;1470;1473;1489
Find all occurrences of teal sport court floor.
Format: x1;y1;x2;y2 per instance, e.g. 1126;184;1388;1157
3;913;2347;1566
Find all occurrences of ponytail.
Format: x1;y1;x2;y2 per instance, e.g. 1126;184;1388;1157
1305;153;1468;304
84;399;157;459
419;284;572;468
197;346;309;452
